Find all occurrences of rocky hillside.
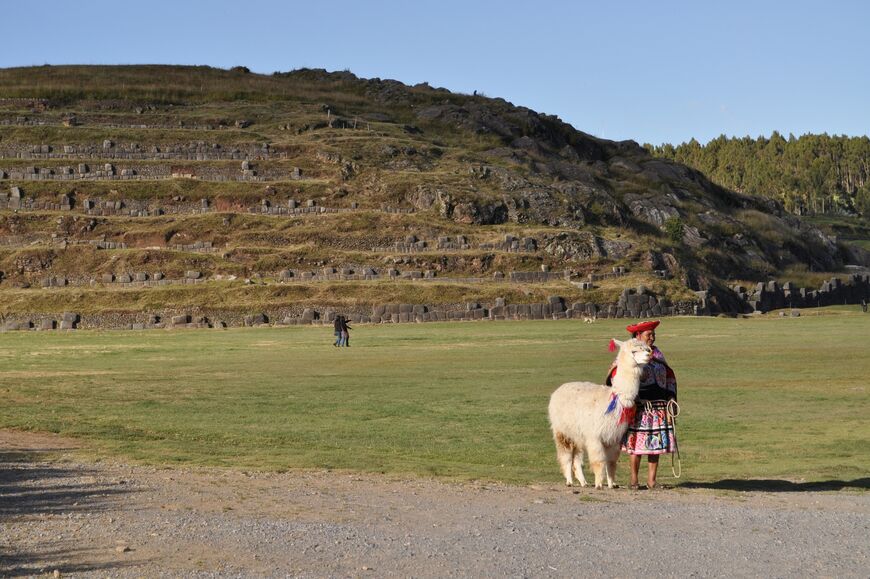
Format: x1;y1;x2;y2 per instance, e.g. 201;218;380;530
0;65;865;326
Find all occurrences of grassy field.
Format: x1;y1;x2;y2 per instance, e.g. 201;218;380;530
1;309;868;487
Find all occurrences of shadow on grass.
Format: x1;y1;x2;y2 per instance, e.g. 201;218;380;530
677;478;870;492
0;447;145;576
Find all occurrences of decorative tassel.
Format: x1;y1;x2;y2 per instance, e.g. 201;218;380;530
608;339;616;352
604;392;618;415
619;406;636;425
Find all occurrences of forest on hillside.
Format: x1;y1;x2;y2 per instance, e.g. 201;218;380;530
646;133;870;217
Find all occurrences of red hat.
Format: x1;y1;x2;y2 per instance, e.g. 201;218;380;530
626;320;660;334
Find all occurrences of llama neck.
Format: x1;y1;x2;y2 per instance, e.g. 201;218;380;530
612;361;641;401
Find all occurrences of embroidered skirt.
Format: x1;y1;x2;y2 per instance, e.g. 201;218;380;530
621;399;676;455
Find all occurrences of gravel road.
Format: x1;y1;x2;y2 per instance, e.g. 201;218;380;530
1;430;868;578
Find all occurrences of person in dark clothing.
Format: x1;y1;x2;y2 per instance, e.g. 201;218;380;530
333;315;344;347
862;298;867;313
339;316;352;347
606;320;677;489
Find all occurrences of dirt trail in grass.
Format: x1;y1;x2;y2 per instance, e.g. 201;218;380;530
1;430;868;578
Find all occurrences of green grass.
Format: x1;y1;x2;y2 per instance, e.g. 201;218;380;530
1;310;868;487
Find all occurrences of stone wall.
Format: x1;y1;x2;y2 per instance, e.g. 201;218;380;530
9;275;868;332
712;273;870;313
0;162;303;183
372;234;541;254
0;188;359;217
0;142;283;161
0;293;699;332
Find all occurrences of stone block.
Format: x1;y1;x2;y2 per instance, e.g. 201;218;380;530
101;273;114;283
244;313;268;326
39;319;56;330
116;274;132;284
59;320;74;330
185;270;202;280
171;315;190;325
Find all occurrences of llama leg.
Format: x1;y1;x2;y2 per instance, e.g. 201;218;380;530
604;445;621;489
554;432;575;486
586;440;607;489
572;447;587;487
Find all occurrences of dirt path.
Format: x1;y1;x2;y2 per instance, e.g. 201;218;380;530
1;430;868;578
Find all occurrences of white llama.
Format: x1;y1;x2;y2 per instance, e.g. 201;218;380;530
547;338;651;489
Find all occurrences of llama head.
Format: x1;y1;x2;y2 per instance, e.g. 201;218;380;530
611;338;652;367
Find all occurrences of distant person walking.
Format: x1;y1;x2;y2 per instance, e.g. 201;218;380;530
333;315;344;347
862;298;867;313
340;316;352;347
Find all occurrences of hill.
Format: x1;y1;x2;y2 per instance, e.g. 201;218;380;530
0;65;867;328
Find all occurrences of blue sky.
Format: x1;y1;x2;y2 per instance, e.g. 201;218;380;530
3;0;868;145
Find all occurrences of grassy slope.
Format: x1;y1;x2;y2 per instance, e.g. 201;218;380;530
1;310;867;486
805;214;870;251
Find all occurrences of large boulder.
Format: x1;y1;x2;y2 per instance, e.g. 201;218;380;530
623;193;681;228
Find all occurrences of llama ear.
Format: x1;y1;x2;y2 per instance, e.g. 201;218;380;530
609;338;623;352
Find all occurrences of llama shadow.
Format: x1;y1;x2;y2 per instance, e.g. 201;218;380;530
677;478;870;492
0;446;145;576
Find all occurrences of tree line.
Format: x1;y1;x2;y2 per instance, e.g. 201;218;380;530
646;133;870;216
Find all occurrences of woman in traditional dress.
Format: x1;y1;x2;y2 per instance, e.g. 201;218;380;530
607;320;677;489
